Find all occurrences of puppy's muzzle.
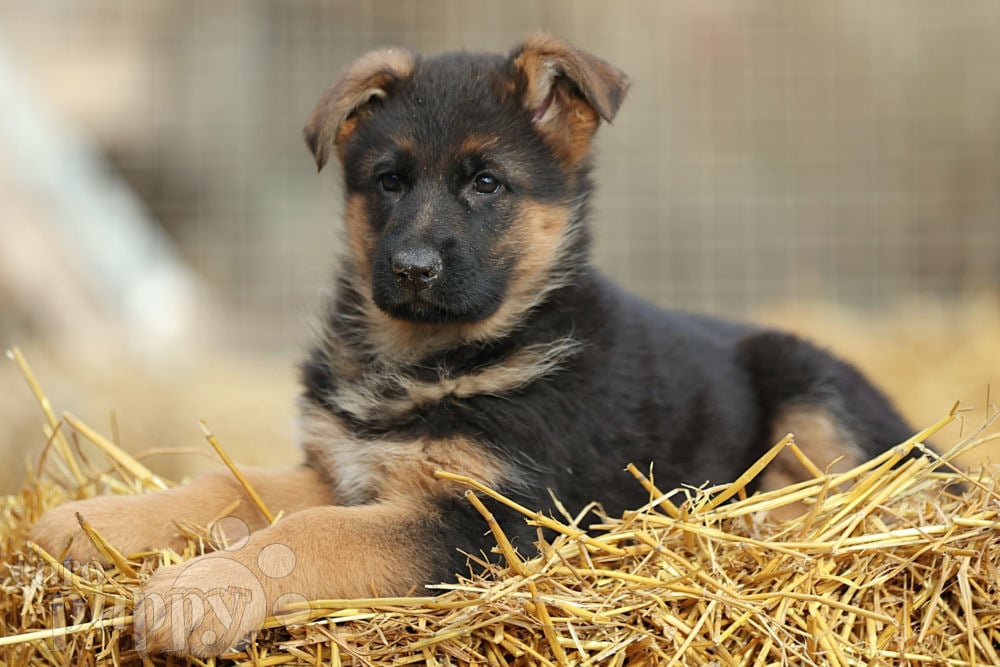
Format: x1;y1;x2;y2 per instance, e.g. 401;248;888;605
391;248;442;292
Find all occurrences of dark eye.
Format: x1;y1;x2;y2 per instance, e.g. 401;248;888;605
473;173;501;194
379;172;403;192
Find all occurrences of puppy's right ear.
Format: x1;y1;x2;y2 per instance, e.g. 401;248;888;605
304;48;416;171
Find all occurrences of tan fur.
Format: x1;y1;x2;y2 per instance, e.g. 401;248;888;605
134;499;431;656
323;336;582;424
516;32;621;121
299;402;511;506
504;200;576;304
760;406;863;520
513;31;629;166
303;47;416;169
33;456;443;656
343;193;374;280
31;466;335;563
400;337;583;406
458;134;502;156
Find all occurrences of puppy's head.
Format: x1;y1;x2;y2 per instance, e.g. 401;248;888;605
305;32;629;327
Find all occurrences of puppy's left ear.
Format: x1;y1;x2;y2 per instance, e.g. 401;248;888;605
304;47;416;171
511;32;630;164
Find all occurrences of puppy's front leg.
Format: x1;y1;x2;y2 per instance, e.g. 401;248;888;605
32;466;335;563
134;499;441;657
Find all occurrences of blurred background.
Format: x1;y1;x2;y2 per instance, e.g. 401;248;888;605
1;1;998;492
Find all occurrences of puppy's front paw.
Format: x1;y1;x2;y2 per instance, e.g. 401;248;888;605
31;494;188;563
31;501;104;563
134;553;270;657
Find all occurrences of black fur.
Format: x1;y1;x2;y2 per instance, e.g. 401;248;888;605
301;36;916;581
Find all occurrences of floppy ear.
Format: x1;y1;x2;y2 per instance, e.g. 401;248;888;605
304;47;416;171
511;32;630;164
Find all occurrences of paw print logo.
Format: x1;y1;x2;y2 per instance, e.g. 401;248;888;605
134;517;309;655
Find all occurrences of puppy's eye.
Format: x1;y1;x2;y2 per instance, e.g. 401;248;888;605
473;173;501;194
379;172;403;192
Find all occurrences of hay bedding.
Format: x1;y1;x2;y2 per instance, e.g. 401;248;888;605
2;348;999;666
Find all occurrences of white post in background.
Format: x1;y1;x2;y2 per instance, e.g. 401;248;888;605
0;36;199;358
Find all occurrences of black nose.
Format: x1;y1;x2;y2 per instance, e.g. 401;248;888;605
391;248;442;292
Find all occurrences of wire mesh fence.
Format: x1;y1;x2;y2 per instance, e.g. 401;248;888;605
1;0;997;348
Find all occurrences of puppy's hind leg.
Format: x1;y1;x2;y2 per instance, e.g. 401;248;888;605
31;466;336;563
737;331;915;497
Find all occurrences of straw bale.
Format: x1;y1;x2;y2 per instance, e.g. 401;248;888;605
2;348;999;666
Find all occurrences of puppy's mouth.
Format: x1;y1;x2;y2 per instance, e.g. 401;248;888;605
371;274;503;325
374;288;496;325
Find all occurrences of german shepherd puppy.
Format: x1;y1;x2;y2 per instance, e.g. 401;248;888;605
31;32;915;656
